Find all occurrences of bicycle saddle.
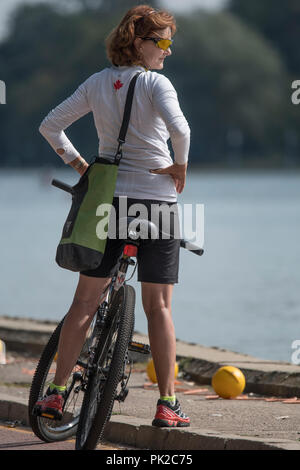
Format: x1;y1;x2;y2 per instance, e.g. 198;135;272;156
117;216;159;242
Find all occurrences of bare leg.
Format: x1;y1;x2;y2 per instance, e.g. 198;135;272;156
141;282;176;397
53;274;111;387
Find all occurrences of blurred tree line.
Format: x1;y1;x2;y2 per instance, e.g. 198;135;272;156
0;0;299;168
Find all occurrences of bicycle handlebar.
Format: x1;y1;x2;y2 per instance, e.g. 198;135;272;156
52;179;74;194
180;240;204;256
51;178;204;256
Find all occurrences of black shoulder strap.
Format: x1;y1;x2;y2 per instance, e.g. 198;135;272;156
114;72;142;165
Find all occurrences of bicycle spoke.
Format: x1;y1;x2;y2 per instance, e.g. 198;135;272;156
28;314;101;442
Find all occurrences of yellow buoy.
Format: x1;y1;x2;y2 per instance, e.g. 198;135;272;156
146;358;179;384
212;366;246;399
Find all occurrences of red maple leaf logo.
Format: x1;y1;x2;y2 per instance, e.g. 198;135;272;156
113;80;123;90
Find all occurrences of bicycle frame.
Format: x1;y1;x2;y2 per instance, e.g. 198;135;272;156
80;241;138;377
99;241;138;308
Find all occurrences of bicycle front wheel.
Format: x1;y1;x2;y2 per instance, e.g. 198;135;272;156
76;284;135;450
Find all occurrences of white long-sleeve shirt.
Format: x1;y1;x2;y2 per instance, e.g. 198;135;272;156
39;65;190;202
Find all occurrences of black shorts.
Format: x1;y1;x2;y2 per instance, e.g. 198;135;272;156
80;197;180;284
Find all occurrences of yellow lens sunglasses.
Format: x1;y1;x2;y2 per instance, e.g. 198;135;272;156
142;37;173;51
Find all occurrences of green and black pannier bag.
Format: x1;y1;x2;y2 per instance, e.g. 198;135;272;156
55;72;141;272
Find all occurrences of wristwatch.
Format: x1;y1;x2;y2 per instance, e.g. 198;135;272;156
74;158;85;170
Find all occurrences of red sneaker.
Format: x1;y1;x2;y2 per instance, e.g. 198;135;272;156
32;387;65;421
152;399;190;427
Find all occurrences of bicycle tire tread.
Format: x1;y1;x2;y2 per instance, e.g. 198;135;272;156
28;319;64;442
76;284;135;450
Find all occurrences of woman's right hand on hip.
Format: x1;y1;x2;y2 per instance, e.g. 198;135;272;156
150;162;187;194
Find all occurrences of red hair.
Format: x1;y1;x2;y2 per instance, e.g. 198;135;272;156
106;5;176;66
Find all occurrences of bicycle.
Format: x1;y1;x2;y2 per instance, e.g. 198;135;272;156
28;178;204;450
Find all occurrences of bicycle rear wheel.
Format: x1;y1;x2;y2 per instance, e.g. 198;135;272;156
28;315;97;442
76;284;135;450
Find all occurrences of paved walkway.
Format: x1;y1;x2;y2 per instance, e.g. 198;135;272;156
1;316;300;450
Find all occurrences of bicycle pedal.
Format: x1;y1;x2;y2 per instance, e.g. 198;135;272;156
41;412;56;420
32;405;62;421
128;341;151;355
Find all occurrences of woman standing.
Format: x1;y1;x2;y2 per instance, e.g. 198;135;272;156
34;4;191;428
